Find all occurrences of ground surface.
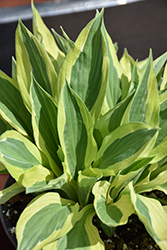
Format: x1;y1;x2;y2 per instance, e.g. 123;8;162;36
102;214;160;250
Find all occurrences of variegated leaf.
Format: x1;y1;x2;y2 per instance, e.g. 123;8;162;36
153;51;167;77
31;77;62;176
0;69;18;89
134;163;158;186
101;23;124;112
43;204;104;250
94;91;134;146
129;51;159;128
0;130;49;183
52;29;73;55
0;161;6;172
155;90;167;147
26;172;77;201
160;63;167;90
57;10;108;122
77;168;102;206
12;57;17;83
92;122;157;176
0;182;25;204
0;117;10;136
22;165;54;188
0;75;32;137
32;2;64;72
110;157;153;199
16;23;32;113
149;136;167;163
58;81;97;178
16;192;79;250
93;181;134;227
18;20;57;98
129;182;167;250
135;163;167;194
120;48;135;81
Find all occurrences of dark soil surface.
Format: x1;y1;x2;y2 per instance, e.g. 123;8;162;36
1;187;166;250
99;190;167;250
102;214;160;250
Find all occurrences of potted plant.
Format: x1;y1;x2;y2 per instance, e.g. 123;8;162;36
0;2;167;249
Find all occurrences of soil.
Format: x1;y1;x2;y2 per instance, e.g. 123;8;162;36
101;214;160;250
1;185;167;250
100;190;167;250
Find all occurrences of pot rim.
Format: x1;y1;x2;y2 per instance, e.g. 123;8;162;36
0;176;17;248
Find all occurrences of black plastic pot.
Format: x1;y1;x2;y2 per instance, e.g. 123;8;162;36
0;176;17;249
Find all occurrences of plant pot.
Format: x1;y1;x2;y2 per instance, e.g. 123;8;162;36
0;0;54;8
0;174;16;249
0;174;9;190
0;176;35;249
0;176;17;249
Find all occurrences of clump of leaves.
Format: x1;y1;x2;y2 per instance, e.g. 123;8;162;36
0;2;167;250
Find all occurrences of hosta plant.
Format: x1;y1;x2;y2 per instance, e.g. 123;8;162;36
1;2;167;250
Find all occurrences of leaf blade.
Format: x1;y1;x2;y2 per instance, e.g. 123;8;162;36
0;130;49;183
129;182;167;250
58;82;97;178
16;192;79;250
31;77;62;176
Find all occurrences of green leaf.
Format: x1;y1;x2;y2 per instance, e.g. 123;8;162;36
57;10;108;122
160;63;167;90
159;90;167;112
0;68;18;89
93;181;134;227
101;21;124;79
11;57;17;83
101;23;123;112
15;22;32;113
0;76;32;137
135;165;167;194
137;58;148;73
18;20;57;98
129;51;159;128
110;157;153;199
26;172;77;201
153;51;167;77
22;165;54;188
31;77;62;176
155;90;167;146
134;163;158;186
44;204;104;250
130;60;140;91
16;192;79;250
52;29;73;55
32;1;64;72
99;220;115;238
0;169;8;174
0;130;49;183
60;26;74;48
92;123;157;176
149;136;167;163
120;74;131;101
58;82;97;178
94;91;134;145
120;48;135;81
0;161;6;172
77;168;102;207
129;182;167;250
0;182;25;204
0;117;10;136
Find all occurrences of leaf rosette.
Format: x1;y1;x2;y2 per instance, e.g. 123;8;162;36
0;2;167;249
